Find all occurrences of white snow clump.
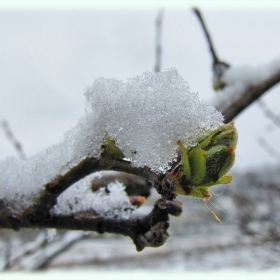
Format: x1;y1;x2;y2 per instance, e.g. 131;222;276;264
85;68;223;172
0;68;223;212
52;173;134;219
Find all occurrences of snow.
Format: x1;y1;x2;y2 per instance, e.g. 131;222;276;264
211;57;280;111
52;174;135;219
46;229;57;243
85;68;223;172
0;68;223;214
1;164;280;272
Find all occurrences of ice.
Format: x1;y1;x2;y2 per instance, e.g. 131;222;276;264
0;68;223;214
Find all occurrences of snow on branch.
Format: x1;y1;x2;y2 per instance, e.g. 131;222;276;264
193;8;280;122
0;69;224;250
212;58;280;122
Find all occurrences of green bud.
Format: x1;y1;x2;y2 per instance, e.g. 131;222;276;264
102;138;125;160
210;126;238;148
188;147;206;185
163;122;237;200
177;140;191;179
213;81;226;91
203;144;235;183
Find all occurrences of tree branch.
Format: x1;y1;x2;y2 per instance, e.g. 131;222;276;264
2;198;182;252
1;119;26;159
258;99;280;128
0;147;183;251
193;8;280;121
193;8;230;91
193;7;220;65
220;68;280;122
18;156;157;226
26;231;87;271
154;8;164;72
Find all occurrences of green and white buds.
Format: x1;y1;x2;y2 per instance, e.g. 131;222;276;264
101;122;237;203
162;122;237;200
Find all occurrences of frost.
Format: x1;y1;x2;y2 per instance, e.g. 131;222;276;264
211;57;280;111
0;68;223;213
51;174;134;219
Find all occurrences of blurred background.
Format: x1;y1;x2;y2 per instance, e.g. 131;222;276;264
0;3;280;271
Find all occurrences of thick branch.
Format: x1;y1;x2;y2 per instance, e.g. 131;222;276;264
21;156;157;224
2;199;182;252
258;137;280;161
1;139;180;252
220;68;280;122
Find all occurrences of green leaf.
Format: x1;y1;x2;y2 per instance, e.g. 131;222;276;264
177;140;191;179
189;186;211;199
188;147;206;185
103;138;125;160
199;175;233;188
196;134;213;149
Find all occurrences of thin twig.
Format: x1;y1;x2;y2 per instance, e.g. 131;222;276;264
4;232;47;270
258;137;280;161
1;119;26;158
258;99;280;128
29;231;88;270
154;8;164;72
2;240;12;271
1;198;182;252
194;7;280;119
193;8;230;91
193;7;220;65
43;234;270;269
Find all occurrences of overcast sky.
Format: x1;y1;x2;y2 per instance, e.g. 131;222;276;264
1;5;280;172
